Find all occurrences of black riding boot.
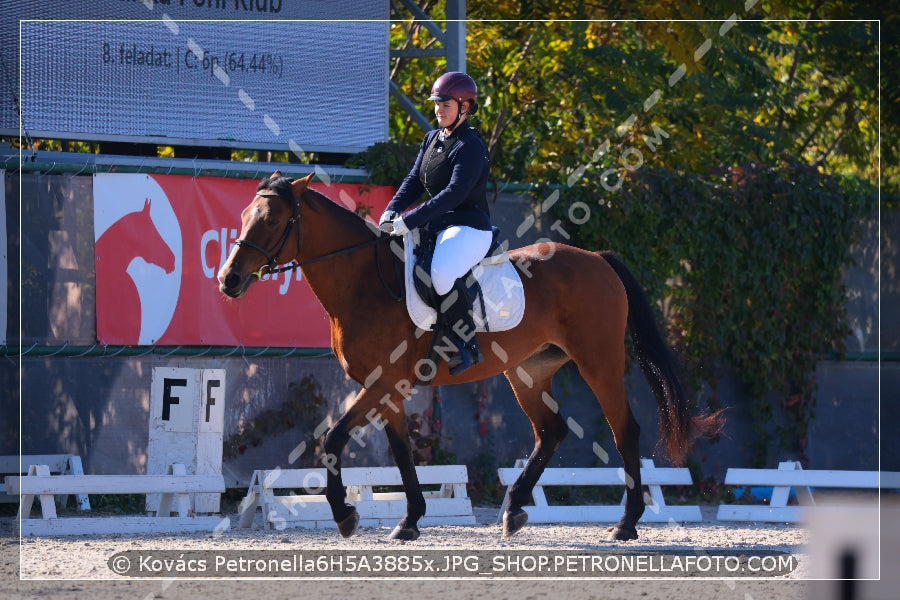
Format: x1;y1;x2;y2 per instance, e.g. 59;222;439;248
438;278;483;376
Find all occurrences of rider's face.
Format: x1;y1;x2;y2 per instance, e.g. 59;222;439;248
434;100;466;129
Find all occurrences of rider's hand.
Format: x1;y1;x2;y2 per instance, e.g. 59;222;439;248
378;210;398;233
390;217;409;236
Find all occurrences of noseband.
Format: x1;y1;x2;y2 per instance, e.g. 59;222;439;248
233;191;299;279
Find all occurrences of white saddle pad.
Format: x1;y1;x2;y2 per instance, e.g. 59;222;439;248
403;229;525;333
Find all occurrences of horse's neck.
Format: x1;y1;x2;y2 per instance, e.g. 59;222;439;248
298;188;375;255
296;189;377;311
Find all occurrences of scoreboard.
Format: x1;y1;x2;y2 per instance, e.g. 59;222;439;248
2;1;389;153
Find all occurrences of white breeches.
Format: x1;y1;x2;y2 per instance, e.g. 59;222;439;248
430;225;493;296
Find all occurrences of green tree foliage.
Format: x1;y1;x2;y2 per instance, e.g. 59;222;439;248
388;2;888;191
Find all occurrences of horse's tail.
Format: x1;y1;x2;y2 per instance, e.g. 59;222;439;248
600;251;724;466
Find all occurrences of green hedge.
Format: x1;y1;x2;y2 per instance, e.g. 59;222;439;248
549;161;877;464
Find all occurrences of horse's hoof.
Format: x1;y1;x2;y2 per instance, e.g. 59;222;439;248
336;507;360;538
389;525;420;541
502;508;529;538
607;526;638;541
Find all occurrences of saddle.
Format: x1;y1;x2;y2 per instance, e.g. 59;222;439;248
403;227;525;333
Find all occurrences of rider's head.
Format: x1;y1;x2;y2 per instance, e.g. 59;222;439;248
428;72;478;132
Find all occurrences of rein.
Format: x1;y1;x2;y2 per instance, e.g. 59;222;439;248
266;235;390;274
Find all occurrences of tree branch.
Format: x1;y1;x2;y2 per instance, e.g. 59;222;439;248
797;87;854;156
487;32;535;161
775;0;826;132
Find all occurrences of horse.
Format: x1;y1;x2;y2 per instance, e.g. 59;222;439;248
217;171;724;542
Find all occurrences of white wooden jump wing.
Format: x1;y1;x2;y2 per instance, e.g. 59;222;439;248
238;465;475;530
715;461;898;523
9;473;227;496
5;462;227;536
496;458;701;524
0;454;90;510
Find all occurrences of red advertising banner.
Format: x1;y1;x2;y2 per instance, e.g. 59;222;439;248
93;173;394;347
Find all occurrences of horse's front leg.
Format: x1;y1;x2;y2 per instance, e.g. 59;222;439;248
322;390;375;538
322;385;425;540
383;408;426;540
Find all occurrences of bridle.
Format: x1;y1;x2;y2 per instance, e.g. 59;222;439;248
232;189;400;300
233;191;300;280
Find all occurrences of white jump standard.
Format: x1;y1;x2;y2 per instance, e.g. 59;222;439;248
497;457;701;526
238;465;475;532
6;462;226;536
716;460;898;522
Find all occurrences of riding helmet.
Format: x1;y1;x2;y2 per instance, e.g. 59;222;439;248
428;72;478;114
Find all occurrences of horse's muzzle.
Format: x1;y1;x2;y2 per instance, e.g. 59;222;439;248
218;271;250;298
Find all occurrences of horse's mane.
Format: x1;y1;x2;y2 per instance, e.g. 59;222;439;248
260;174;378;238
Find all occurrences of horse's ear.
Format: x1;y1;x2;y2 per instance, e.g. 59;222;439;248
290;172;315;198
143;197;151;212
269;170;283;179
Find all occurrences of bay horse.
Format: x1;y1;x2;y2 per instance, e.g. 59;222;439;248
218;172;723;542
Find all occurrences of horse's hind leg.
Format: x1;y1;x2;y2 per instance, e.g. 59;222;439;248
501;346;570;537
605;388;643;541
573;354;645;541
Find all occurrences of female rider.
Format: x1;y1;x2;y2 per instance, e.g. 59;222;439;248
379;72;492;376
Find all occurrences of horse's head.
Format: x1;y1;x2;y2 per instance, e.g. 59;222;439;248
217;171;314;298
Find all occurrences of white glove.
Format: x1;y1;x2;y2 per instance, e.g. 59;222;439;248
378;210;398;233
390;216;409;236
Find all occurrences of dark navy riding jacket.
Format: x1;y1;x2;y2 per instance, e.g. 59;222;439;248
386;125;492;232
